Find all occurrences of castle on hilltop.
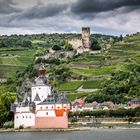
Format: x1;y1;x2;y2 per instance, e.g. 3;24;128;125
11;65;70;128
68;27;91;53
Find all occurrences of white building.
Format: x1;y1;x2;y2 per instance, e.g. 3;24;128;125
11;65;70;128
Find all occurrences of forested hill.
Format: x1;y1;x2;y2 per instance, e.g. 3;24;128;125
0;33;118;48
0;33;118;80
1;32;140;105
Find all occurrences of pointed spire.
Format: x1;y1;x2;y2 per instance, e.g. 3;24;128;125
34;93;41;101
14;94;19;105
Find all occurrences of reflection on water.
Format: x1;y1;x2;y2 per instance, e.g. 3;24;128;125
0;129;140;140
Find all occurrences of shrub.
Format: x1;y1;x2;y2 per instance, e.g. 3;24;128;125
3;121;14;129
19;125;24;129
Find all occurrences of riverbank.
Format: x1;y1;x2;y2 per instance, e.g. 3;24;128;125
0;127;91;132
0;125;140;133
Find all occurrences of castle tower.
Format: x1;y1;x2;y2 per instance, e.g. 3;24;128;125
82;27;90;49
31;64;51;105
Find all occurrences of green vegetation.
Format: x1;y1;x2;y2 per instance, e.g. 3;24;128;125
57;81;83;91
83;80;106;89
0;49;36;78
1;32;140;127
0;91;16;127
69;107;140;118
71;66;115;76
67;92;91;101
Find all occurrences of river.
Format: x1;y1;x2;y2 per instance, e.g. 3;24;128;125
0;129;140;140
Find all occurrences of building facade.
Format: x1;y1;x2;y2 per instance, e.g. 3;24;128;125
68;27;91;53
11;65;70;128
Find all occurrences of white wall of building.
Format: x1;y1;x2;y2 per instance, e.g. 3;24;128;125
16;106;30;113
36;104;56;117
31;85;51;104
14;112;35;128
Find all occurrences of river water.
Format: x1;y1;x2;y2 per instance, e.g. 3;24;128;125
0;129;140;140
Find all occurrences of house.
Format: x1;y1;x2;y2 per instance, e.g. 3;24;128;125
71;98;85;112
100;101;116;110
127;98;140;108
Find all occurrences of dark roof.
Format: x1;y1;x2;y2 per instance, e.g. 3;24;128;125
131;98;140;102
34;76;49;86
34;93;41;101
38;93;69;105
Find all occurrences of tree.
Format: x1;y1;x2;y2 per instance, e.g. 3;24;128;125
90;38;101;50
119;34;123;41
52;45;61;51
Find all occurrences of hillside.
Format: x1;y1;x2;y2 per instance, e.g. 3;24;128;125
54;33;140;102
1;33;140;104
0;32;140;127
0;48;35;79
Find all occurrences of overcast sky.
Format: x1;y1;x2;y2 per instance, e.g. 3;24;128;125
0;0;140;36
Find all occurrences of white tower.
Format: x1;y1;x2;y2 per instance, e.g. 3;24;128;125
31;65;51;105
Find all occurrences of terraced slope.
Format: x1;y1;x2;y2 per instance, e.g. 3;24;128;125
0;49;36;78
57;34;140;100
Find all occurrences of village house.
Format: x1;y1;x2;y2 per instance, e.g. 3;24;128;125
127;98;140;108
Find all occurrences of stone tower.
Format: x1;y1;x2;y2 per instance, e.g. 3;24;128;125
82;27;90;49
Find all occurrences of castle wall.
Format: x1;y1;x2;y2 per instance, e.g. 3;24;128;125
68;39;82;49
67;27;91;53
35;116;68;128
36;104;56;117
14;112;35;128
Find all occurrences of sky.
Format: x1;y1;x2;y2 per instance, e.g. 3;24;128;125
0;0;140;36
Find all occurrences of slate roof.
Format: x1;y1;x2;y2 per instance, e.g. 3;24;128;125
34;93;41;101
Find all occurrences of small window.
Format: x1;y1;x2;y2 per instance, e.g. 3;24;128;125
46;106;48;109
23;116;24;118
46;112;48;115
26;116;27;118
57;107;60;109
52;106;53;109
29;116;31;118
16;116;18;119
40;107;42;109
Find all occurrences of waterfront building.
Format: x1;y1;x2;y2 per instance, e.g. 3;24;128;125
11;65;70;128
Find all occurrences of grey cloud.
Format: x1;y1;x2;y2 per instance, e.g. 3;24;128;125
71;0;140;14
0;0;21;14
15;3;68;20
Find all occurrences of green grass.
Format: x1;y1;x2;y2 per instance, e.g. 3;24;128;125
127;35;140;41
32;40;46;44
57;81;83;91
82;80;106;89
112;41;140;51
108;50;136;57
66;92;90;101
132;54;140;64
0;49;36;78
0;65;26;78
71;66;116;76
